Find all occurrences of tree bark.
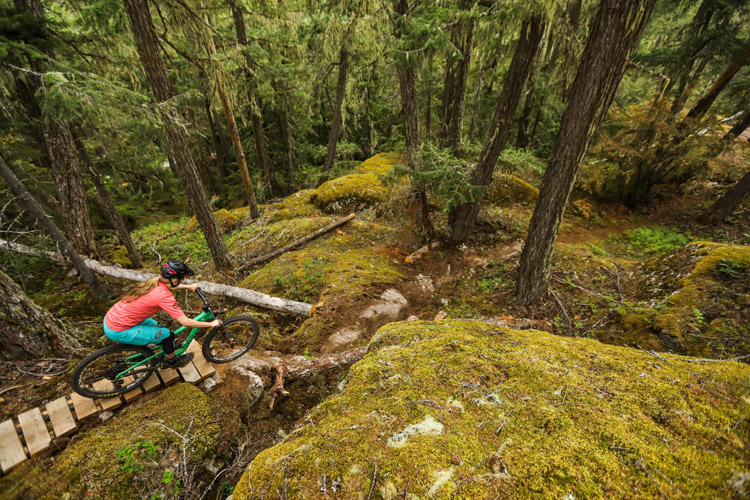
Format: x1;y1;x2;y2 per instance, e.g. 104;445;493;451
204;12;260;217
278;89;296;194
123;0;233;269
686;37;750;119
0;270;81;360
439;0;474;151
393;0;434;238
698;110;750;223
231;2;274;199
73;131;143;268
42;120;98;256
0;153;109;298
204;93;229;166
449;15;544;243
12;0;97;257
516;0;656;305
320;49;351;184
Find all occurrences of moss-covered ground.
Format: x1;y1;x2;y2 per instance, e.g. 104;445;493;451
0;384;241;500
234;320;750;499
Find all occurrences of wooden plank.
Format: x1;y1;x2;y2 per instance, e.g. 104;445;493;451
158;367;180;386
45;397;77;438
0;419;27;473
70;392;98;420
18;409;51;457
141;373;162;393
91;380;123;411
186;341;216;378
178;361;202;383
122;376;144;403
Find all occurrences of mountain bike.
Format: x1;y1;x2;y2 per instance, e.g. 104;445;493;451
71;288;259;399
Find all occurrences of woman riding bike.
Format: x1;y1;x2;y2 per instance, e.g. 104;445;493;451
103;260;221;369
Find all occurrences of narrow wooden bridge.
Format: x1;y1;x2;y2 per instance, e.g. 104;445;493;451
0;340;221;475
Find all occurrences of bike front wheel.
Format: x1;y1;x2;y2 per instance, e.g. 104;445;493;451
202;315;259;363
71;344;158;399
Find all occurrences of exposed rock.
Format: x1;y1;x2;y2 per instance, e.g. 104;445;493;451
232;320;750;499
359;289;408;321
320;327;361;353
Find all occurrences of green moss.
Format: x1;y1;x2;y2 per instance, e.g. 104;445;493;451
133;217;211;263
0;384;240;500
279;189;317;217
485;174;539;205
110;246;132;268
185;208;240;234
237;220;403;345
354;153;405;176
233;321;750;499
609;226;692;259
639;242;750;357
311;174;388;213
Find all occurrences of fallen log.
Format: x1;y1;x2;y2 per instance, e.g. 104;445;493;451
0;239;312;317
239;213;356;272
268;346;367;410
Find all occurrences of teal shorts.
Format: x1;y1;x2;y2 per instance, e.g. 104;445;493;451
103;318;171;346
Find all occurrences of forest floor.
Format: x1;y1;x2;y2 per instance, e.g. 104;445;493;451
1;147;749;496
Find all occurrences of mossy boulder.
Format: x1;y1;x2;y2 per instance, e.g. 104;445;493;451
0;384;240;500
279;189;318;218
186;208;240;234
311;174;388;213
639;242;750;358
232;320;750;499
354;152;405;176
486;174;539;205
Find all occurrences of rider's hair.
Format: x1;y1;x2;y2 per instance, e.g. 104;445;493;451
121;277;162;302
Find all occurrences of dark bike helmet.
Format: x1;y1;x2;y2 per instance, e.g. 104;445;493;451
161;260;195;279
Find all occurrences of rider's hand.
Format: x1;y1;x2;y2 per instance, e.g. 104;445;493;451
210;319;222;328
186;283;200;291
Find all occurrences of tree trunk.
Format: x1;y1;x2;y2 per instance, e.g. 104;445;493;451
0;153;109;298
13;0;98;257
449;15;545;243
320;49;351;184
686;37;750;119
468;55;487;143
231;2;274;198
204;94;229;166
670;58;707;115
393;0;433;238
204;13;260;217
439;0;474;151
697;110;750;223
425;52;433;139
123;0;233;269
42;120;98;256
73;131;143;268
278;89;296;194
516;0;656;305
0;270;81;360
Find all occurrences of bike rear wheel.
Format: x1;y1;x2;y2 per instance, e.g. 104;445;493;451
202;315;259;363
71;344;158;399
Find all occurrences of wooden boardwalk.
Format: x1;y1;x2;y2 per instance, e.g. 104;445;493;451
0;341;221;475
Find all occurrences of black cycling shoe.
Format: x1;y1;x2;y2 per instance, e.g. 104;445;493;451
161;352;194;369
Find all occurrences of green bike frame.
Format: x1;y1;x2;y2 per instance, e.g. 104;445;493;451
114;309;215;380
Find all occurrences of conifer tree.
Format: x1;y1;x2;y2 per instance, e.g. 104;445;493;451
517;0;657;305
123;0;232;269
